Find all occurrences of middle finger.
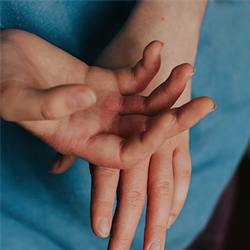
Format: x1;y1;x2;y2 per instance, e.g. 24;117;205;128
108;158;149;250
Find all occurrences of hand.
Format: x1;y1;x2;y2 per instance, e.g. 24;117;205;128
51;64;215;249
91;132;193;250
89;85;213;250
0;30;210;170
48;1;212;249
85;1;210;248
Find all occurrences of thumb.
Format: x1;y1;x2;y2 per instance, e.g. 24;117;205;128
1;83;96;121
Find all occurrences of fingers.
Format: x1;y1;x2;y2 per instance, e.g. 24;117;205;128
50;153;77;174
78;111;175;169
96;96;214;169
145;63;194;114
0;83;96;121
167;142;191;229
108;159;149;250
51;95;207;172
90;165;120;238
52;96;214;171
115;41;163;95
120;111;174;165
166;96;216;138
115;96;215;140
143;145;174;250
121;63;194;115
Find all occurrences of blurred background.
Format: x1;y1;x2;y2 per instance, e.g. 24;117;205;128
188;143;250;250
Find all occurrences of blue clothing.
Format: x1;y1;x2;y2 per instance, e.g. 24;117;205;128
1;1;250;250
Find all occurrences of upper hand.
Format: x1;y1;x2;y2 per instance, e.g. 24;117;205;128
1;30;211;170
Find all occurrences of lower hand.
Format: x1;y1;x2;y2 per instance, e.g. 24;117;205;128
91;132;192;250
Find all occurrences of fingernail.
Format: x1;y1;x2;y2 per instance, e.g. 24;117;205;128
211;102;217;112
167;215;175;229
149;242;161;250
160;41;164;49
190;68;196;76
70;91;96;109
185;68;195;84
98;218;110;238
50;154;62;173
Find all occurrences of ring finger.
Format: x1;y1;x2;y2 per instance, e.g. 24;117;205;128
143;141;174;250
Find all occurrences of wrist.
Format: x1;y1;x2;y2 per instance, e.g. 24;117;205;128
96;1;206;99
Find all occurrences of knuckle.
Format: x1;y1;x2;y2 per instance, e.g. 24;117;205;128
91;165;119;178
96;167;119;177
148;225;167;235
110;236;131;249
125;190;145;208
149;180;173;198
91;199;113;211
165;82;180;96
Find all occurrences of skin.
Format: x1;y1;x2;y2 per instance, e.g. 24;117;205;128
1;5;213;248
0;29;214;171
1;29;214;171
55;1;210;250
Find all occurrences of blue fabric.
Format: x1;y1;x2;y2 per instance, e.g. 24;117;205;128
1;1;250;250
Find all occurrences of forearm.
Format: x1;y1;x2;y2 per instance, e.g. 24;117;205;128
96;0;208;105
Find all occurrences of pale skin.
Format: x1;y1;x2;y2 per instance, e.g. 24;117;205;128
54;1;210;250
0;2;212;249
1;29;214;170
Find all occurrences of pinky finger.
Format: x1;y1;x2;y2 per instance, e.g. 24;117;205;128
167;144;192;228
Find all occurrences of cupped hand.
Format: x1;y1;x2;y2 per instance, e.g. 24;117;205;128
1;29;197;169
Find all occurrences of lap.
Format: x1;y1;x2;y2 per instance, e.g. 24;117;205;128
1;1;250;250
